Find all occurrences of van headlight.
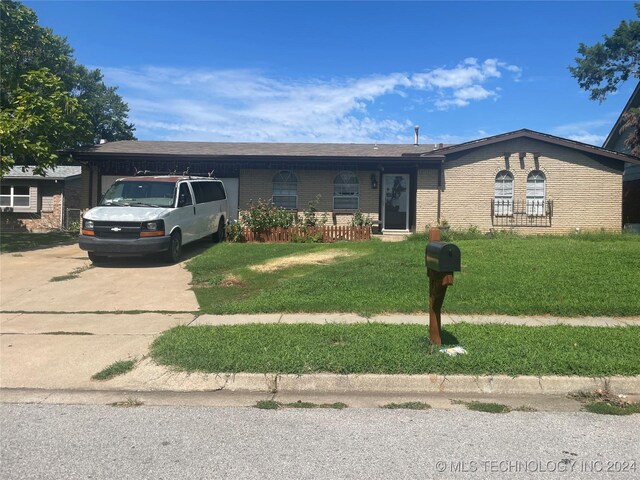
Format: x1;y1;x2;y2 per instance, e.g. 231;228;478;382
140;220;165;237
82;219;95;236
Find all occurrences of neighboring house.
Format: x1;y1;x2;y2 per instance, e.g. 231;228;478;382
0;166;82;232
602;82;640;227
69;128;639;235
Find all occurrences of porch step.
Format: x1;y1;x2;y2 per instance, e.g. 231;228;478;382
373;232;409;242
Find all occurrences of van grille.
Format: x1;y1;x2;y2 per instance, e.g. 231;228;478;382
93;221;141;239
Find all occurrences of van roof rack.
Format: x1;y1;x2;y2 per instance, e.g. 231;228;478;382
132;168;218;179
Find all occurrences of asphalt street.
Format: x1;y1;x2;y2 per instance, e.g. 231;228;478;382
1;404;638;480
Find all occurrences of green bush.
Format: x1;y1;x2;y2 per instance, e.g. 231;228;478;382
301;195;327;227
240;199;297;232
350;210;373;227
225;221;244;242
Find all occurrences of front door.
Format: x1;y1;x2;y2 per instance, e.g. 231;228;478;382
382;174;410;231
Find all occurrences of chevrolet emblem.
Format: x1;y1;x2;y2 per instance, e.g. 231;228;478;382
111;227;122;232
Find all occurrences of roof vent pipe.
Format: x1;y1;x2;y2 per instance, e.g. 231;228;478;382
414;125;420;146
99;139;107;145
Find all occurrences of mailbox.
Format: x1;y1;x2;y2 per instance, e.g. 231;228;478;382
425;241;461;272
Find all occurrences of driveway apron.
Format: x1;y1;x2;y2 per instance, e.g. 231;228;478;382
0;244;198;390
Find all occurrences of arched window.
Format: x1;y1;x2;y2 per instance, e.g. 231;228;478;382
272;171;297;209
527;170;546;215
333;171;359;210
494;171;513;216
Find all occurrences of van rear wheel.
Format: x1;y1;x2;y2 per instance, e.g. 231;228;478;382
165;231;182;263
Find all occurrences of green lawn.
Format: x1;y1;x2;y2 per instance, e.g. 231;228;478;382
150;323;640;376
188;233;640;316
0;231;77;253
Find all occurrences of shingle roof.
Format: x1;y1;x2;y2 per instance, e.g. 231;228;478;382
73;141;447;158
429;129;640;165
3;166;82;179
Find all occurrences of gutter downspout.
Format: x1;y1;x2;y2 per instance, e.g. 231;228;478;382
60;181;65;231
88;164;93;208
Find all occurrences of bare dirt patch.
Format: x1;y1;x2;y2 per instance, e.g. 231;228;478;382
218;274;246;287
249;249;356;273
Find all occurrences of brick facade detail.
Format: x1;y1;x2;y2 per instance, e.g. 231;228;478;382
416;138;623;234
1;179;82;232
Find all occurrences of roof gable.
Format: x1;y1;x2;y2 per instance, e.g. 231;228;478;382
603;82;640;151
429;129;640;166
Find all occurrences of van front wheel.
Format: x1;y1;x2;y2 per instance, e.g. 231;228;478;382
166;232;182;263
88;252;106;265
214;218;226;243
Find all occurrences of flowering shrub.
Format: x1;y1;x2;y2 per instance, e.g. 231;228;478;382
240;199;297;232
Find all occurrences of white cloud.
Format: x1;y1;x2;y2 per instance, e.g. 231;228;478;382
412;58;501;89
551;117;617;146
100;58;521;142
411;58;519;111
565;133;606;145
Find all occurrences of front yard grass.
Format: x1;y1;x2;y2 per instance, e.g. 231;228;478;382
0;231;77;253
188;233;640;316
150;323;640;376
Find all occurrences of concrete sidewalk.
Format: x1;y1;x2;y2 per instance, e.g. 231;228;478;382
1;311;639;407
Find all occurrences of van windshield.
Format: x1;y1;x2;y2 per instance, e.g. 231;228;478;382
101;181;176;207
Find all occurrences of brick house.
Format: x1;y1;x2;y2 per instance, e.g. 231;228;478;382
70;129;639;235
0;166;82;232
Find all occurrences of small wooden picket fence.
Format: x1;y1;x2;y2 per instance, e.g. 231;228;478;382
241;225;371;243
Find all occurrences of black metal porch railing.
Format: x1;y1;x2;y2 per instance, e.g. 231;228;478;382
491;199;553;227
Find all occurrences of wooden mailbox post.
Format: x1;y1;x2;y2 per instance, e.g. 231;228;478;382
425;227;461;345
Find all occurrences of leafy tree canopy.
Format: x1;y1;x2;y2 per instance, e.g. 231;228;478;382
570;3;640;102
570;4;640;156
0;0;135;176
0;69;92;175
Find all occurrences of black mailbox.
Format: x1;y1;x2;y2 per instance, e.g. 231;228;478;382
425;241;461;272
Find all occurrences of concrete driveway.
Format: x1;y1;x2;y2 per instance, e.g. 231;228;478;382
0;244;199;312
1;242;200;391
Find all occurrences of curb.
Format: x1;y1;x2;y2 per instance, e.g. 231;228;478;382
3;375;638;408
103;367;640;395
219;373;640;395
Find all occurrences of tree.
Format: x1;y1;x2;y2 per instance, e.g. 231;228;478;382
570;4;640;155
569;4;640;102
0;69;92;176
73;66;136;143
0;1;135;176
0;0;75;108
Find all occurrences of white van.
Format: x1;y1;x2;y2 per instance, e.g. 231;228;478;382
79;175;228;263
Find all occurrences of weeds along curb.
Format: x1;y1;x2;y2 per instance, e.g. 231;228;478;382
132;373;640;395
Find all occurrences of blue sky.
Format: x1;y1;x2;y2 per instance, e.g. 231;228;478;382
26;1;639;146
